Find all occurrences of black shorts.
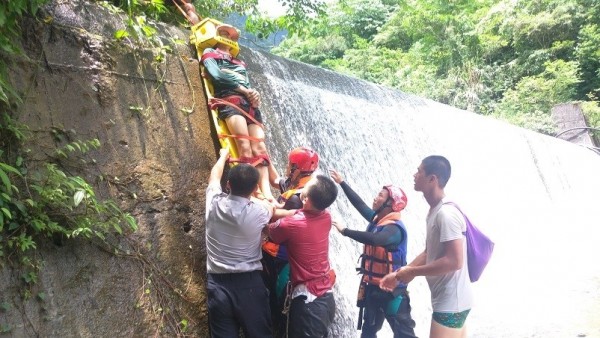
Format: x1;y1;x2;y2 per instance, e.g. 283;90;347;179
217;96;264;125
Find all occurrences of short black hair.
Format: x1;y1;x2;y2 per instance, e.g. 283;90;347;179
228;164;259;196
422;155;451;188
306;175;338;210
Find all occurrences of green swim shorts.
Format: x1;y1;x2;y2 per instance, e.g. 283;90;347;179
432;309;471;329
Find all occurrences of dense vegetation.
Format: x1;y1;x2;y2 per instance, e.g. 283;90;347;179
270;0;600;138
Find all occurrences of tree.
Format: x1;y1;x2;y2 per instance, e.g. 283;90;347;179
495;60;580;134
244;0;327;38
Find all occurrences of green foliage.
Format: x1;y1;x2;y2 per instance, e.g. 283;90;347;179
325;44;408;85
105;0;170;23
576;23;600;97
374;0;490;75
272;0;394;67
245;0;327;38
273;34;348;66
272;0;600;135
0;323;10;333
102;0;179;66
0;0;138;286
191;0;260;20
0;0;48;55
0;137;138;259
0;118;139;288
179;318;189;332
494;60;580;133
101;0;325;39
0;0;48;106
508;1;583;52
497;108;556;134
581;99;600;141
104;1;162;45
330;0;391;42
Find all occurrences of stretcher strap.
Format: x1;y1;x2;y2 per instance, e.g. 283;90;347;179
228;154;270;167
218;133;264;142
209;97;265;130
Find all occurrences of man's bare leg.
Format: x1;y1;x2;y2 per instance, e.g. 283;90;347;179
248;123;274;200
225;115;252;158
224;117;274;200
430;319;466;338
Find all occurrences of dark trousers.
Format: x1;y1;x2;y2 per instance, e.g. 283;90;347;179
289;292;335;338
261;254;289;338
360;285;417;338
207;271;272;338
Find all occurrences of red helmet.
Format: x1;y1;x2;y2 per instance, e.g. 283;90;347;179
288;147;319;172
383;185;407;212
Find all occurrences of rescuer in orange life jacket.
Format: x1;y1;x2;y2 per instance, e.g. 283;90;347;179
330;169;417;338
270;147;320;210
262;146;320;337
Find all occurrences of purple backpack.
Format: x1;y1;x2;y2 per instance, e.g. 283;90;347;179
444;202;494;282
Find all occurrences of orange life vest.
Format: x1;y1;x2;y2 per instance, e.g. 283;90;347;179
359;212;407;286
278;175;312;204
262;175;312;259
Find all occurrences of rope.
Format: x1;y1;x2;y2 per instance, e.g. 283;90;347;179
210;97;267;150
282;281;293;338
227;156;265;167
217;133;264;142
171;0;191;23
209;97;265;130
555;126;600;138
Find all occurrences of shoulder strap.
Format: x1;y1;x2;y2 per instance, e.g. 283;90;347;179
443;202;494;282
442;201;469;234
201;50;246;66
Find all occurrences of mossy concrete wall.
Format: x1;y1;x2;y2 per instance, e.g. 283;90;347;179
1;1;214;336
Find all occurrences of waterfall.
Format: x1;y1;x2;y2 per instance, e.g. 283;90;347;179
241;48;600;337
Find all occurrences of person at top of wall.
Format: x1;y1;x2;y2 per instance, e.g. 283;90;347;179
173;0;200;25
329;169;417;338
262;146;320;337
201;24;275;201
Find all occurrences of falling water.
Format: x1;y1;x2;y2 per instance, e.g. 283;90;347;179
241;48;600;338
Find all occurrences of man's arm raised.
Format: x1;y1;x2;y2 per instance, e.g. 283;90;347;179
209;148;230;186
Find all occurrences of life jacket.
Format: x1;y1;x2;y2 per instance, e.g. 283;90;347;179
262;239;288;260
263;175;312;260
200;48;246;67
358;212;408;286
278;175;312;204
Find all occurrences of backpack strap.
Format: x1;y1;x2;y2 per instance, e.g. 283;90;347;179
443;201;468;234
442;201;494;282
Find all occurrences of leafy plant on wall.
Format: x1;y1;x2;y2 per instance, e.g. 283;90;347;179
0;0;138;292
